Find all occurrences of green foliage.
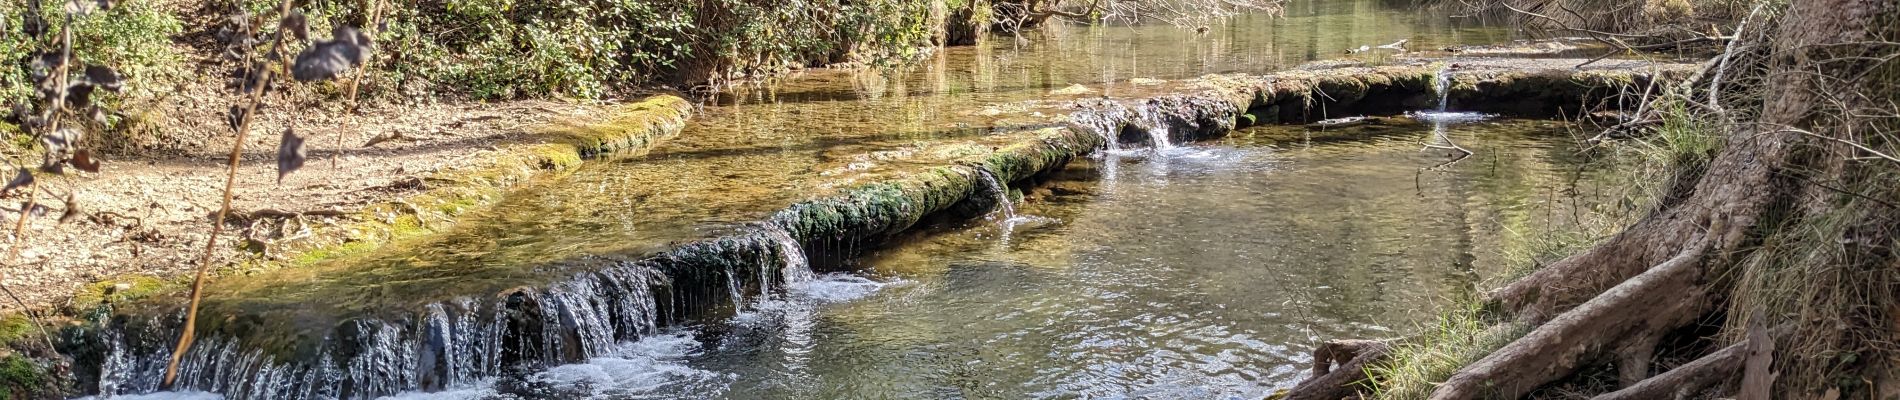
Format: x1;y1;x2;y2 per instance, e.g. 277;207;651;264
262;0;939;99
0;0;185;105
4;0;944;105
1642;100;1723;165
0;354;47;400
1368;303;1530;400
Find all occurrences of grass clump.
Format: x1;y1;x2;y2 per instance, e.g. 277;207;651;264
1369;303;1530;400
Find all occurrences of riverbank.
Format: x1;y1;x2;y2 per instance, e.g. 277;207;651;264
0;95;691;315
70;57;1693;399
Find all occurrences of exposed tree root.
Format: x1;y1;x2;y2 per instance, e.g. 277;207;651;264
1282;339;1391;400
1483;216;1696;324
1431;242;1712;400
1593;324;1788;400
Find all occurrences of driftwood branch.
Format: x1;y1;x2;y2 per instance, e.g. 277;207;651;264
1281;339;1392;400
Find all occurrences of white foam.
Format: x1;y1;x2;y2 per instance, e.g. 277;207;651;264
789;273;895;303
374;385;496;400
372;331;728;400
75;391;224;400
533;331;730;395
1408;111;1494;124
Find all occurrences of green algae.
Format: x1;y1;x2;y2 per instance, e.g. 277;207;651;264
67;276;175;314
0;354;52;400
548;96;693;159
263;95;692;271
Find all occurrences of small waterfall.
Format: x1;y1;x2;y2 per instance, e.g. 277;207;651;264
83;225;836;400
762;223;815;286
86;240;827;400
974;168;1018;222
1435;62;1453;112
1149;127;1174;150
1068;100;1127;153
1135;106;1174;151
724;264;747;307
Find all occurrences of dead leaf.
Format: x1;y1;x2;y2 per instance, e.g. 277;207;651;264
292;26;372;82
72;149;101;173
277;127;306;184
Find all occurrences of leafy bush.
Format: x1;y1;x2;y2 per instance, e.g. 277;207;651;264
4;0;944;106
246;0;939;100
0;0;184;108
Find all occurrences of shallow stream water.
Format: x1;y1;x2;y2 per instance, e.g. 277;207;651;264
188;0;1521;337
83;1;1649;399
364;117;1626;399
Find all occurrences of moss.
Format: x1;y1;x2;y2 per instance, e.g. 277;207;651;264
0;316;34;347
67;275;172;313
548;96;692;158
258;94;689;269
0;354;49;400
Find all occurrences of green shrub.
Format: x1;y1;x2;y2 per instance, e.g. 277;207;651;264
248;0;938;100
0;0;184;108
0;354;48;400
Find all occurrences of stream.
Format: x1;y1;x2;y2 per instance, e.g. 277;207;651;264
391;119;1621;400
84;1;1642;399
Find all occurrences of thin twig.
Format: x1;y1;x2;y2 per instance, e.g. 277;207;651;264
1710;1;1767;113
336;0;385;169
1778;126;1900;164
163;0;297;388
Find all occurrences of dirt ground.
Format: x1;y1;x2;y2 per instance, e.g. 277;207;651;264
0;99;616;313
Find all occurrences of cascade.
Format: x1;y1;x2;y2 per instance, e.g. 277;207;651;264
763;224;816;286
975;168;1018;222
86;230;824;400
1435;62;1453;111
1136;107;1174;151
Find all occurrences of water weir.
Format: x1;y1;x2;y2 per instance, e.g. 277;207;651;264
72;58;1694;399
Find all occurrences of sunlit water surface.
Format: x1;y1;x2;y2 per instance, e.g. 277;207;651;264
360;118;1624;399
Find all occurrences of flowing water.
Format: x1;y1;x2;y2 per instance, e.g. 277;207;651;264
79;1;1629;399
372;118;1623;399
